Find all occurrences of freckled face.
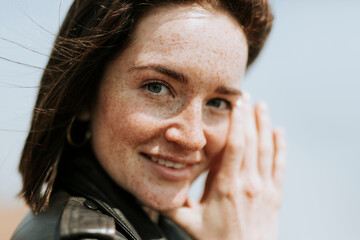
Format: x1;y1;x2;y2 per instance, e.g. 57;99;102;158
90;5;248;210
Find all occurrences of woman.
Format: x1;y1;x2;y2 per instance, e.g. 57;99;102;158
12;0;286;239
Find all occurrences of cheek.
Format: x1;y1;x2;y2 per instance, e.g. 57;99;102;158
204;118;229;158
92;91;169;148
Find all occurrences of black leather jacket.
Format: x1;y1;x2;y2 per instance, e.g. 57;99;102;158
11;146;191;240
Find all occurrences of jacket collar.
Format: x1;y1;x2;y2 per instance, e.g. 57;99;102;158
55;144;166;240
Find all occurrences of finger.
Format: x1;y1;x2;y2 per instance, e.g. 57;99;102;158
217;98;245;178
273;128;287;186
162;198;201;236
255;101;274;180
242;93;258;176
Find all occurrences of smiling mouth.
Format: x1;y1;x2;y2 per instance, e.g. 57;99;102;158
141;153;189;169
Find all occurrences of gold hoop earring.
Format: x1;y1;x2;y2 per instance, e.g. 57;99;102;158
66;117;91;147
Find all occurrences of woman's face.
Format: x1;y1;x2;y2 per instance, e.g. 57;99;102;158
89;5;248;210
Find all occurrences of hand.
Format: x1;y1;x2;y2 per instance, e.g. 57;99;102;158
162;93;287;240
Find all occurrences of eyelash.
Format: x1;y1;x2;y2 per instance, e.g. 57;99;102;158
224;99;232;109
140;80;232;110
206;98;232;110
140;80;175;97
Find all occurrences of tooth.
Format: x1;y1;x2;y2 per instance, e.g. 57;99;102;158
149;156;188;169
173;163;183;169
165;161;174;167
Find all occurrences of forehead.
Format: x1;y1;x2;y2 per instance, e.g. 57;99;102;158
124;5;248;86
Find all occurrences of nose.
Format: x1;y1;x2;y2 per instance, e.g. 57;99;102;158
165;100;207;151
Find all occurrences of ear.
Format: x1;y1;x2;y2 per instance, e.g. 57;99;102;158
76;105;91;121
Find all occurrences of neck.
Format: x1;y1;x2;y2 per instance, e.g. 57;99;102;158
141;205;159;223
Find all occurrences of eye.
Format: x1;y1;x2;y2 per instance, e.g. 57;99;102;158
142;80;171;95
147;82;165;94
206;98;230;110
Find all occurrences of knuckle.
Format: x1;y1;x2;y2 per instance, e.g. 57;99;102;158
259;144;272;157
214;177;240;198
277;142;287;152
262;189;282;209
275;155;287;170
259;115;270;128
226;138;244;154
243;176;263;198
275;134;287;150
246;130;257;142
273;197;282;209
274;172;285;186
269;191;283;209
246;134;258;150
276;160;286;171
215;183;236;199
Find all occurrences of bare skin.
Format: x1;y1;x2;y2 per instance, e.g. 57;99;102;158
85;4;286;240
163;94;286;240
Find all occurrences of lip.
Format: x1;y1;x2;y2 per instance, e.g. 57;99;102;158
142;153;200;165
140;153;197;181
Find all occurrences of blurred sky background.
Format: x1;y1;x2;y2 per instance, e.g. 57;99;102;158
1;0;359;239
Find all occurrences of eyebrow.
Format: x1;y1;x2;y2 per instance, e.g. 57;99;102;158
215;86;242;96
128;64;242;96
128;64;188;84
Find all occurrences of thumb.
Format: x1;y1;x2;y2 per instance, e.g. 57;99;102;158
162;198;202;231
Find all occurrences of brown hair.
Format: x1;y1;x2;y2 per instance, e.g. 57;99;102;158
19;0;273;213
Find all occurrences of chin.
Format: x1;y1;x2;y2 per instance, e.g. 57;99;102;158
149;198;186;211
136;185;190;211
